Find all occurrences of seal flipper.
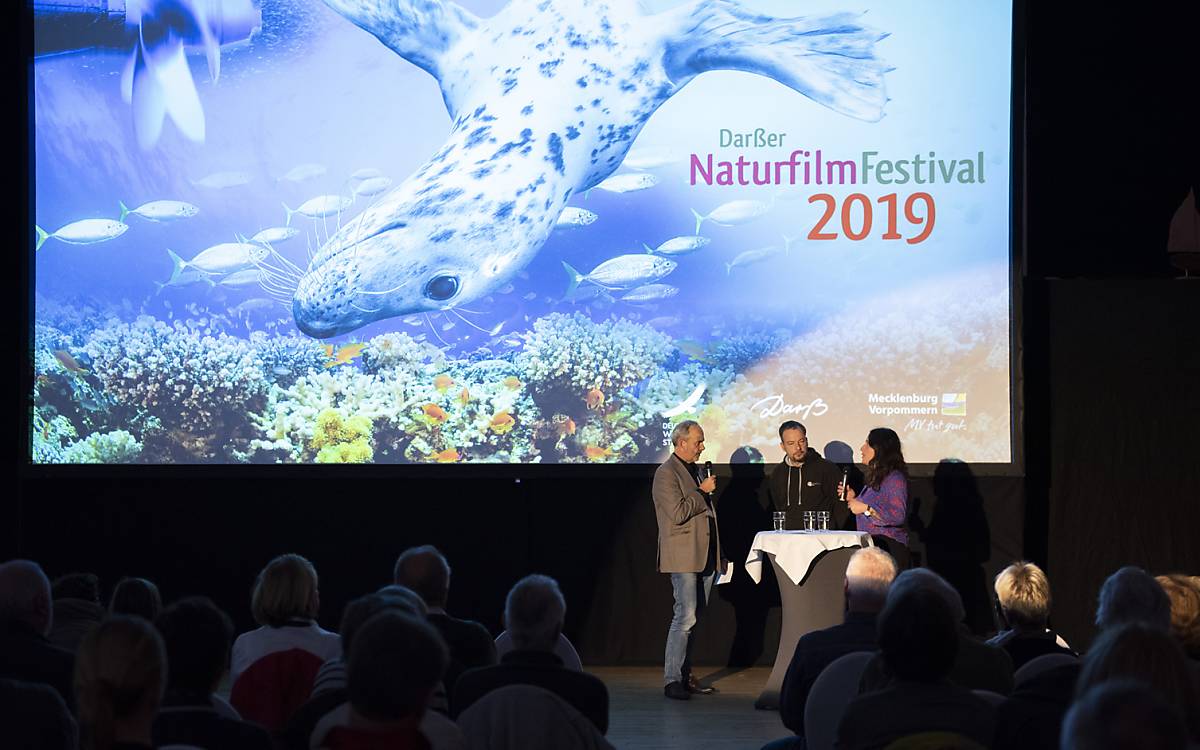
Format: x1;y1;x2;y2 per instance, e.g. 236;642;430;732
659;0;890;122
322;0;480;115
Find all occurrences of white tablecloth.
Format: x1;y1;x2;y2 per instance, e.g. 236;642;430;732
744;531;874;586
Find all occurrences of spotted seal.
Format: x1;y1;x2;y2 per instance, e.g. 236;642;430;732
293;0;890;337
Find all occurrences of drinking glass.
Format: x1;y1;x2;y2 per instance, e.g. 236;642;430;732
818;510;830;531
803;511;816;531
772;511;787;531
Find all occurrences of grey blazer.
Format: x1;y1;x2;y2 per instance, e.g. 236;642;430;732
652;456;725;574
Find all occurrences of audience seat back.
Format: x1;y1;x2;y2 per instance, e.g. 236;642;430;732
882;731;987;750
457;684;613;750
494;631;583;671
804;651;874;750
971;689;1006;706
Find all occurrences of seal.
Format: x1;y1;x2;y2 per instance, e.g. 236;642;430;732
292;0;890;338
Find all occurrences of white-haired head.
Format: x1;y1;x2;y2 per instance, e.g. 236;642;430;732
844;547;898;613
505;574;566;652
0;560;53;635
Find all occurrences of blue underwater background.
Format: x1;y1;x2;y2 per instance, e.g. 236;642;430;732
31;0;1014;464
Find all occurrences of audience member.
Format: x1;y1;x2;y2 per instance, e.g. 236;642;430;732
993;659;1081;750
230;553;340;731
153;596;274;750
1074;623;1200;742
310;611;465;750
49;572;105;653
1095;566;1171;632
835;583;996;748
987;561;1076;669
495;627;584;671
767;547;898;749
109;577;162;622
0;560;76;708
1156;574;1200;659
859;568;1014;695
75;616;165;750
281;590;461;750
453;574;609;734
394;545;497;692
1061;681;1188;750
0;677;77;750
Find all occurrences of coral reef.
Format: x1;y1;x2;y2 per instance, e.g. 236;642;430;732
709;329;790;372
32;414;77;463
517;312;671;396
310;409;374;463
61;430;143;464
251;332;329;386
84;316;268;460
361;331;445;375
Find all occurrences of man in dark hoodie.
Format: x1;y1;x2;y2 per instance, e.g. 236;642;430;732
760;421;847;531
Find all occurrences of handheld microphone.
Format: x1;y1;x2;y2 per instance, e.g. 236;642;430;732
704;461;713;480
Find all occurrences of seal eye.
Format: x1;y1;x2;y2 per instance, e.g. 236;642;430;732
424;274;460;301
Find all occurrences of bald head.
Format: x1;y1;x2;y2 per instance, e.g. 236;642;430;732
888;568;967;624
844;547;898;613
0;560;53;635
393;546;451;608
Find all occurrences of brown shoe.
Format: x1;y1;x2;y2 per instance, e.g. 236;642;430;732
664;681;690;700
685;676;716;695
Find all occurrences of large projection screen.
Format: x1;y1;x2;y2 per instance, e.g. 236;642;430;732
30;0;1014;465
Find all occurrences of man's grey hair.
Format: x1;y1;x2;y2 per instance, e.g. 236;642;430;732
0;560;52;633
887;568;966;623
671;420;700;447
845;547;898;611
1095;566;1171;632
505;574;566;651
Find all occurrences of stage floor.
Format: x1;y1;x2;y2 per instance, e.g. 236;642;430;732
591;666;785;749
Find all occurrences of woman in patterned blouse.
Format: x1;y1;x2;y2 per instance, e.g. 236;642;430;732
841;428;911;569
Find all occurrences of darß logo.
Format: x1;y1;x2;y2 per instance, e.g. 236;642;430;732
750;394;829;420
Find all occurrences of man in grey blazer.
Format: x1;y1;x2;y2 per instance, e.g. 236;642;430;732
653;420;727;700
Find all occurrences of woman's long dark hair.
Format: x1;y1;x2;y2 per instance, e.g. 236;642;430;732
865;427;908;490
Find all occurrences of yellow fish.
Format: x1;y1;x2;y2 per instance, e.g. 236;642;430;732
502;376;522;390
434;373;455;392
489;411;516;435
421;403;449;423
53;349;88;374
324;342;366;368
585;445;613;461
459;387;471;405
430;448;460;463
585;388;605;411
553;414;577;436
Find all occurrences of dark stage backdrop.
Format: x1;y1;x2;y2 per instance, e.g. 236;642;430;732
11;466;1023;667
1043;280;1200;652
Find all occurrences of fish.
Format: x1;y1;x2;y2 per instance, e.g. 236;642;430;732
421;403;449;423
118;200;199;223
231;298;277;315
53;349;88;373
585;388;605;410
350;167;385;180
189;171;254;189
353;177;394;197
291;0;889;337
441;321;456;331
498;284;515;295
323;344;336;358
554;207;598;230
644;236;710;256
522;292;538;301
552;414;577;436
620;284;679;304
430;447;460;463
502;376;522;390
725;245;782;275
562;255;676;298
592;172;658;195
278;163;327;182
216;269;264;288
434;374;455;392
272;365;291;377
645;315;681;329
324;342;367;368
489;411;516;435
585;445;613;461
691;199;773;234
459;387;470;405
250;226;300;245
167;243;267;279
34;219;128;251
675;339;712;363
121;0;260;148
621;147;679;171
282;196;354;225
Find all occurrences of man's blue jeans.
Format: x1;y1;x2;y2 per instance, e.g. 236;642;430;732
664;570;715;685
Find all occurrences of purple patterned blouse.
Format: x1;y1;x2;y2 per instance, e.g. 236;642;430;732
855;470;909;545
